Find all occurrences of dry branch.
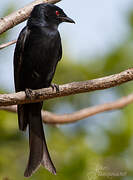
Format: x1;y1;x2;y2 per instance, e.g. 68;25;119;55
1;92;133;124
0;40;16;50
0;0;132;125
0;68;133;107
0;0;61;34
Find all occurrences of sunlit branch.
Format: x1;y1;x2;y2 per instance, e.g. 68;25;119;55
1;92;133;124
0;40;16;50
0;68;133;107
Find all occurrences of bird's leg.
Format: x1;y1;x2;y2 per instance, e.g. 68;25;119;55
50;83;59;93
25;88;33;99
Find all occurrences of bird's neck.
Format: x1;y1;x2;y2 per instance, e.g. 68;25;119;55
27;18;59;31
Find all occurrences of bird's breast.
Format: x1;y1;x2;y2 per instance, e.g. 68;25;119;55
22;28;61;89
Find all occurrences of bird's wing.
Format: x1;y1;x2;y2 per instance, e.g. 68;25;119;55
57;33;62;61
14;26;30;92
13;27;31;131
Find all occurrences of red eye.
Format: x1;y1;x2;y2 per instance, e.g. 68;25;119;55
56;11;60;16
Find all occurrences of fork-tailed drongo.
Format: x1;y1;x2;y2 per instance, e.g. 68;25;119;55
14;3;75;177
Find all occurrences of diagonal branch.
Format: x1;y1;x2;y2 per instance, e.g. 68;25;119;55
0;0;61;34
0;40;17;50
1;92;133;124
0;68;133;106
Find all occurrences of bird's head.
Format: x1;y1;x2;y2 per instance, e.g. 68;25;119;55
28;3;75;28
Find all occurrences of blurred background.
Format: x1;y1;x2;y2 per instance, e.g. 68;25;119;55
0;0;133;179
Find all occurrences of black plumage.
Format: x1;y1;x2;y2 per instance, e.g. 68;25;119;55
13;3;75;177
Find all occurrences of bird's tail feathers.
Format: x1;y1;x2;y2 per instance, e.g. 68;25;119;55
24;103;56;177
17;104;28;131
41;139;56;175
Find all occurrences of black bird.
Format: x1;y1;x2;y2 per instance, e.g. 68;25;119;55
13;3;75;177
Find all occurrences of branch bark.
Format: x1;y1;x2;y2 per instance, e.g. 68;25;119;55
0;68;133;106
1;92;133;124
0;0;61;34
0;40;17;50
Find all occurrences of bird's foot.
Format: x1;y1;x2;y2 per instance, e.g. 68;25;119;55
50;83;59;93
25;88;33;99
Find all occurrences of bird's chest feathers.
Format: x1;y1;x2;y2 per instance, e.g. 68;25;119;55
23;29;60;84
25;29;59;63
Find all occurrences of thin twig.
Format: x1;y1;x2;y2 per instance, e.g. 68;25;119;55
0;40;17;50
0;0;61;34
1;92;133;124
0;68;133;106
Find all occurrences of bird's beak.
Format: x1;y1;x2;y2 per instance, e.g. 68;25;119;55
60;16;75;23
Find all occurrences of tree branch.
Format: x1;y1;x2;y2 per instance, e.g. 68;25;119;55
1;0;132;125
0;68;133;106
0;40;17;50
0;0;61;34
1;92;133;124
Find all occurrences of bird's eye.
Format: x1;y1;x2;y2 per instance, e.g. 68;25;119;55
56;11;60;16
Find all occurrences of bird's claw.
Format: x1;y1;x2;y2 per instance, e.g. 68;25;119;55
50;83;59;93
25;88;33;99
